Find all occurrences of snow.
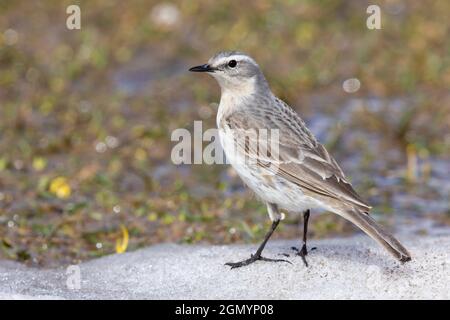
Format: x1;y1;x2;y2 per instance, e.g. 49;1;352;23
0;235;448;299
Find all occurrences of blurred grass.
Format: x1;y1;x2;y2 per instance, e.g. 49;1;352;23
0;0;449;266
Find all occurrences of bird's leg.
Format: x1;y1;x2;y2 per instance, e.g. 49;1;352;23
291;209;316;267
225;219;291;269
300;209;310;256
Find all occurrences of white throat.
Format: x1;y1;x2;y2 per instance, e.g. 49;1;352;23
216;76;258;128
217;75;257;98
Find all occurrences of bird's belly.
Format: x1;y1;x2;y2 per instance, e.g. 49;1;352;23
237;164;320;212
219;129;323;213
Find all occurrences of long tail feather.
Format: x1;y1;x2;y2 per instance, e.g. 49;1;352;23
339;210;411;262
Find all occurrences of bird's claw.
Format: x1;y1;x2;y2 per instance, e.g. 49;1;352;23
225;254;292;269
291;245;317;267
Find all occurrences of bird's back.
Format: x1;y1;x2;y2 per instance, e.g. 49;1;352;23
218;93;371;213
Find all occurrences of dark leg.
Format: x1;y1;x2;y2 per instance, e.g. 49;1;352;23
300;209;310;256
225;219;291;269
291;209;316;267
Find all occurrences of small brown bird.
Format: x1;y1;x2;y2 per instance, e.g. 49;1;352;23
190;51;411;268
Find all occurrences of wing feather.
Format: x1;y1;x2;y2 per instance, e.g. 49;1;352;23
221;104;371;212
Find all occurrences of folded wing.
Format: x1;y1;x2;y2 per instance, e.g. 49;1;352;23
221;106;371;212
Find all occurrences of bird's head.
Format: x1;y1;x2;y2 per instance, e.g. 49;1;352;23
189;51;268;96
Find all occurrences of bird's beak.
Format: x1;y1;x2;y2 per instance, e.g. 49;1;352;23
189;64;215;73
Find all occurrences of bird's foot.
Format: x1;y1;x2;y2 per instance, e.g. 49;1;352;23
291;245;317;255
225;253;291;269
291;245;317;267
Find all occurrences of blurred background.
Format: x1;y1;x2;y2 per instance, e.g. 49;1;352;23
0;0;448;267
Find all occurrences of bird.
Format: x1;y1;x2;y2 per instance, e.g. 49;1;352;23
189;51;411;268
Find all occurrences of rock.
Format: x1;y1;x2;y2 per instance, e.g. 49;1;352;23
0;235;448;299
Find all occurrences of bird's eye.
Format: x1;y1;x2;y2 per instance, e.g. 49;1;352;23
228;60;237;68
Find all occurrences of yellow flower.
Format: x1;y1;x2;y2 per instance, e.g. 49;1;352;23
32;157;47;171
115;225;129;254
134;148;147;161
49;177;71;199
162;214;175;225
178;213;186;222
0;157;7;171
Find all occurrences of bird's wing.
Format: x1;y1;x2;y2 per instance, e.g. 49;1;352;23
221;104;371;212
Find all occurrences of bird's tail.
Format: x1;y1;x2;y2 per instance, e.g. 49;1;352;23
338;209;411;262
